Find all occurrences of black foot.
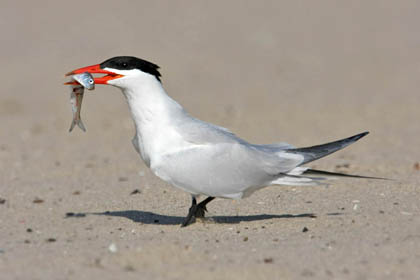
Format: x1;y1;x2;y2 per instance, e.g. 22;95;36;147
181;196;215;227
181;197;197;227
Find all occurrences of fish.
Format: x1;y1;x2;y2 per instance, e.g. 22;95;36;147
67;72;95;132
69;84;86;132
72;72;95;90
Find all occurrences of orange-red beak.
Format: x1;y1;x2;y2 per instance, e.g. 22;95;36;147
64;64;124;85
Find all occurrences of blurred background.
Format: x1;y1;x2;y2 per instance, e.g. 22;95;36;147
1;1;420;279
1;0;419;172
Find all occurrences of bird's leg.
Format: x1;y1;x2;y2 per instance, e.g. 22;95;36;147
195;197;215;218
181;196;197;227
181;196;215;227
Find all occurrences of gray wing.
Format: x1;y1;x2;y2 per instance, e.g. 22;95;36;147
175;115;248;145
173;114;304;173
285;132;369;165
251;142;296;152
176;115;297;151
174;115;304;174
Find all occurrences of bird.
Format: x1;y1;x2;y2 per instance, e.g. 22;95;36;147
66;56;381;227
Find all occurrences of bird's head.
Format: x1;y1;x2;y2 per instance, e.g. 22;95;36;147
65;56;161;89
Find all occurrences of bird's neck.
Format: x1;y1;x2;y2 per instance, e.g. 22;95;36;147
120;76;186;166
122;77;185;128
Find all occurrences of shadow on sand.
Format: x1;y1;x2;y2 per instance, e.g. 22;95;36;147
65;210;317;225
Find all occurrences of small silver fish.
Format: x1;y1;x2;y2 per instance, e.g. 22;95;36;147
69;84;86;132
72;72;95;90
66;72;95;132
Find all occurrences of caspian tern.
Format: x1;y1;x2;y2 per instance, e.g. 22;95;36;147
66;56;381;227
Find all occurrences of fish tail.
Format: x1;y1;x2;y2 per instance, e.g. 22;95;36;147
77;119;86;132
69;120;76;132
69;119;86;132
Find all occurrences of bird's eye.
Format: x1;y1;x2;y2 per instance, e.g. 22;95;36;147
122;62;128;67
89;79;94;84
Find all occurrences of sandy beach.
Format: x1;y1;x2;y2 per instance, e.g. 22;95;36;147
1;1;419;279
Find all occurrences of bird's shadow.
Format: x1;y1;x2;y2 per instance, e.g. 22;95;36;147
65;210;317;225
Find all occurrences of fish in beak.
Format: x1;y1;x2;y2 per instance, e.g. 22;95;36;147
65;64;124;85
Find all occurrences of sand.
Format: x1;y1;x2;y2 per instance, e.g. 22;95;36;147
1;1;419;279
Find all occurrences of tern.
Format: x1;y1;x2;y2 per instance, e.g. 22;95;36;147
66;56;380;227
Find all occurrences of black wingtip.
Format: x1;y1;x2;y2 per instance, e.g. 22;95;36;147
286;131;371;165
351;131;369;141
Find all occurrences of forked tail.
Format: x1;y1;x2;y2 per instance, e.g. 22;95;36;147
69;119;86;132
272;132;389;184
302;168;389;180
272;166;388;187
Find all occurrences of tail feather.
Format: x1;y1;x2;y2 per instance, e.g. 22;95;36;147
271;176;323;186
77;119;86;132
303;168;389;180
272;167;326;186
271;165;387;187
286;131;369;165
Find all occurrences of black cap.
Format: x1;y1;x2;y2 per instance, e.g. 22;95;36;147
100;56;161;81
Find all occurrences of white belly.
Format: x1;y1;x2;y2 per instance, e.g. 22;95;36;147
149;143;273;199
